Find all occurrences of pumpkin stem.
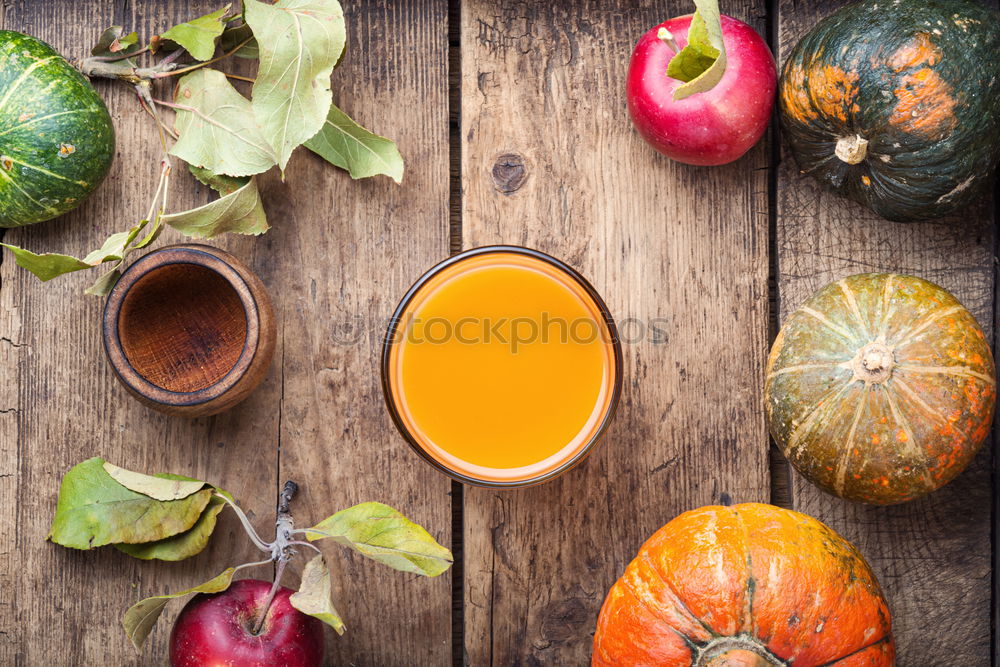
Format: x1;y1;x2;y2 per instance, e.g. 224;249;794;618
852;342;895;384
834;134;869;165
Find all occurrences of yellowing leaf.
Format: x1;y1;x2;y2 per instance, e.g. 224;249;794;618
304;103;404;183
102;462;207;501
162;177;268;238
304;502;453;577
668;0;728;100
122;567;237;650
0;244;89;281
289;555;345;634
161;5;231;61
169;68;277;177
115;490;230;561
48;458;212;549
245;0;345;170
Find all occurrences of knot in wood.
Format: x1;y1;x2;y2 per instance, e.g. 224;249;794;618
492;153;527;193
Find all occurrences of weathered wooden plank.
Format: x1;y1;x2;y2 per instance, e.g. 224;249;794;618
271;1;454;664
776;2;996;664
460;1;771;663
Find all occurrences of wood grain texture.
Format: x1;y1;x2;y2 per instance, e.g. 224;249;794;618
776;1;996;664
0;0;451;664
270;1;453;664
460;1;771;663
0;2;279;664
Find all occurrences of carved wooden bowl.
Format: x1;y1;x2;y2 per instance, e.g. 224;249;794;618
102;244;276;417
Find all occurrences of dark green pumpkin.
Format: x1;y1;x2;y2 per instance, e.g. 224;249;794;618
0;30;114;227
779;0;1000;222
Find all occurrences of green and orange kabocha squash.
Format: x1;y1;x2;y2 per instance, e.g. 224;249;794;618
766;274;995;505
593;503;894;666
0;31;115;226
779;0;1000;222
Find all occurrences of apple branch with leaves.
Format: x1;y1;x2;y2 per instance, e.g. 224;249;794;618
48;458;452;651
3;0;404;295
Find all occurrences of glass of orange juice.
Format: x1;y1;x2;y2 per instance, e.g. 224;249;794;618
381;246;622;487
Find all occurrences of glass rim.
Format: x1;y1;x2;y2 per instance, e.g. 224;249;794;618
380;245;624;489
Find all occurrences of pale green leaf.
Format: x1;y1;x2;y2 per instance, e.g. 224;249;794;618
169;68;277;177
304;502;453;577
115;490;230;561
47;458;212;549
220;22;259;59
84;265;122;296
122;567;237;650
133;217;163;250
668;0;727;100
82;230;132;265
245;0;345;170
162;177;268;238
304;103;403;183
189;164;249;195
0;244;89;281
161;5;231;61
289;555;345;635
102;461;207;501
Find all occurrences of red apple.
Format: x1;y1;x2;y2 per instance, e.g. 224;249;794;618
627;14;776;166
169;579;324;667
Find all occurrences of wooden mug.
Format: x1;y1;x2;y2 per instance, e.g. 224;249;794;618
102;244;276;417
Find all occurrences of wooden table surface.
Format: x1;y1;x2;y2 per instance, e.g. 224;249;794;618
0;0;995;665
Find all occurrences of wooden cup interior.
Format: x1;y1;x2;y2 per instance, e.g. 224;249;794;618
117;263;248;393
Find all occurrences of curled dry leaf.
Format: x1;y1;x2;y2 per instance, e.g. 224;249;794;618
668;0;727;100
102;461;207;501
122;567;237;650
115;489;232;561
304;502;453;577
289;555;346;635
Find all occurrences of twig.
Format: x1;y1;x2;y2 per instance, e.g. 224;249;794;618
88;45;150;63
287;540;323;556
214;492;273;553
252;558;288;635
154;36;254;78
224;72;256;83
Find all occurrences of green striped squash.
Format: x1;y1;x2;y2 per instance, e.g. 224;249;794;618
0;30;114;227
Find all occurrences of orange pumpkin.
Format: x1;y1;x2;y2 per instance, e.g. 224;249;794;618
766;273;995;504
593;504;894;666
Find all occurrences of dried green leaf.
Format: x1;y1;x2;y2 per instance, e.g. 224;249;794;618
0;244;89;281
304;502;453;577
189;164;249;196
161;5;231;61
668;0;727;100
220;22;259;59
245;0;345;170
115;490;230;561
169;68;277;177
122;567;237;650
84;265;122;296
162;177;268;238
91;26;141;57
304;103;403;183
102;462;207;501
289;555;346;635
47;458;212;549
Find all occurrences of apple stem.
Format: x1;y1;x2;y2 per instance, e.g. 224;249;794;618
253;558;288;635
657;27;681;54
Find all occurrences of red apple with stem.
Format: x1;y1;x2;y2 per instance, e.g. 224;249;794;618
170;579;325;667
627;0;776;166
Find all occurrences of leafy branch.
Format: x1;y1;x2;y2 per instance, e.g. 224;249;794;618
48;458;452;652
5;0;404;295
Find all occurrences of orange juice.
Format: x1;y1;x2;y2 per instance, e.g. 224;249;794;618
382;247;621;486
